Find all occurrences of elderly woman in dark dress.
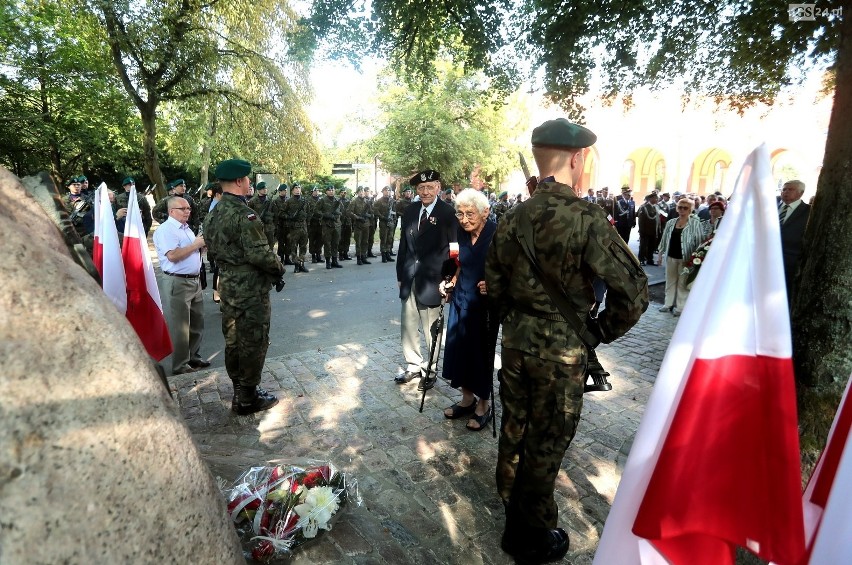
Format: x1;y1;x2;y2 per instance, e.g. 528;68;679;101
440;189;498;431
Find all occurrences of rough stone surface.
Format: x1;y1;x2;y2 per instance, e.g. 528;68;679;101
0;168;244;564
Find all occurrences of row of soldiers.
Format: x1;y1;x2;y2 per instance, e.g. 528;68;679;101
195;181;418;272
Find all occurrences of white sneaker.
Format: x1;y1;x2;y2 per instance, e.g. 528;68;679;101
658;306;672;312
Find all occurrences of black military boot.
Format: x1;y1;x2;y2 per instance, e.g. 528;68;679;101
389;250;396;256
361;254;371;265
284;254;294;266
298;261;309;273
381;252;388;263
326;258;332;269
357;255;364;265
344;252;352;260
293;263;300;273
234;385;279;416
338;252;345;261
310;253;318;264
331;257;343;268
385;251;394;262
367;249;377;258
501;503;569;564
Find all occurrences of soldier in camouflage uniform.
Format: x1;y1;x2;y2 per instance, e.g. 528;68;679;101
61;176;94;240
114;177;153;236
247;181;276;249
394;186;413;256
365;188;378;258
314;184;344;269
485;119;648;563
271;184;291;264
347;186;372;265
154;179;199;230
279;184;310;273
373;186;396;263
337;188;353;261
308;185;324;263
203;158;284;416
492;191;510;224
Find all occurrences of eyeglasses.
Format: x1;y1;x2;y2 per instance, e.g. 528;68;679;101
455;211;480;220
172;207;191;211
416;184;439;192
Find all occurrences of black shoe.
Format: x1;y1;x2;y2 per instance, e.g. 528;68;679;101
187;359;211;369
417;375;437;391
311;254;319;264
231;386;276;411
394;371;420;384
344;253;352;260
389;251;396;256
331;258;343;268
367;251;377;258
357;256;363;265
381;252;388;263
385;252;394;262
585;372;613;393
326;259;332;269
284;256;294;266
502;527;569;564
298;262;309;273
293;263;300;273
235;391;279;415
361;256;371;265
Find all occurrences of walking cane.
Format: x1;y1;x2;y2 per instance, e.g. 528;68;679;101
419;297;447;413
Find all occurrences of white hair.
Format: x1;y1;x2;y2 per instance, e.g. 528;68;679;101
454;188;489;213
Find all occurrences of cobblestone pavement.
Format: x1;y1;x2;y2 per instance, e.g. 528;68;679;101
168;303;677;564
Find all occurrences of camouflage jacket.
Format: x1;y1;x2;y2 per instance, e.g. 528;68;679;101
153;193;199;231
339;197;352;226
485;180;648;366
309;196;322;224
114;189;153;233
395;197;412;220
373;196;395;225
314;195;342;226
279;196;310;227
348;196;372;224
248;195;275;226
203;193;284;302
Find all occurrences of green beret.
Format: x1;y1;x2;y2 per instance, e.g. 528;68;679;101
122;177;135;186
78;175;88;182
444;189;453;195
215;158;252;181
167;178;185;189
278;183;288;192
325;184;335;190
403;186;412;193
256;181;267;190
66;177;80;186
531;118;596;149
310;185;319;192
498;191;508;199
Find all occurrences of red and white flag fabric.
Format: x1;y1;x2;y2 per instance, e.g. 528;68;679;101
121;186;172;361
594;144;805;565
799;373;852;564
92;183;127;314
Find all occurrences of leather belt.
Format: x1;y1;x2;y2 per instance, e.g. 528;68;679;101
164;271;199;279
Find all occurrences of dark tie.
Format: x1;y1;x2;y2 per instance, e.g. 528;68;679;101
779;204;789;224
419;208;428;231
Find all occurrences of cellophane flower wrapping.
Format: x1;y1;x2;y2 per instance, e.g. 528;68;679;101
683;234;715;286
222;461;361;563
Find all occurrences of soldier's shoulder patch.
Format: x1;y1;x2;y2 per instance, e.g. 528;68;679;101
247;213;258;221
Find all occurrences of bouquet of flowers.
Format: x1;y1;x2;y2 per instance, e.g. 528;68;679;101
223;461;360;563
682;234;714;288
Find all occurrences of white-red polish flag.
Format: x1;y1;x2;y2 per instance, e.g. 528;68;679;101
594;144;805;565
93;183;127;314
121;186;172;361
799;373;852;564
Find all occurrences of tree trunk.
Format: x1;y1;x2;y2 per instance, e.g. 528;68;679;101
791;8;852;473
140;103;167;201
199;100;217;188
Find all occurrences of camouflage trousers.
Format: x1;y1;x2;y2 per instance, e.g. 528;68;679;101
263;224;276;250
496;347;585;530
286;225;308;263
322;223;340;259
353;220;370;256
368;220;377;252
339;222;352;255
379;221;394;252
219;276;271;397
276;224;290;260
309;221;323;255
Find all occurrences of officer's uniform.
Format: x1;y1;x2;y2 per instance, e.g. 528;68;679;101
347;189;372;264
279;187;310;272
313;186;343;268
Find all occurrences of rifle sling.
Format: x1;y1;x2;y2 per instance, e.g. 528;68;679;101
515;205;598;350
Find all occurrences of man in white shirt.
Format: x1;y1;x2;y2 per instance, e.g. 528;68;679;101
153;196;208;375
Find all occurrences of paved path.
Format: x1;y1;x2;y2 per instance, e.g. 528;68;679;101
168;302;677;564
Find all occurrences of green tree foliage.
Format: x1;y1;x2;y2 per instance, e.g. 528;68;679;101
0;0;140;185
91;0;319;197
368;62;524;185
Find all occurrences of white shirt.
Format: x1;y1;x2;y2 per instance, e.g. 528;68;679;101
419;200;438;223
153;216;201;275
779;198;802;223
